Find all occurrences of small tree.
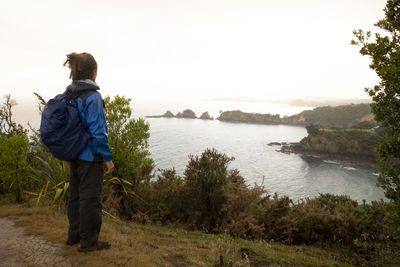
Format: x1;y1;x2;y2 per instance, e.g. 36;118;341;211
0;94;26;136
104;95;154;187
0;95;30;202
305;124;320;135
103;95;154;217
0;134;31;202
184;148;234;231
352;0;400;228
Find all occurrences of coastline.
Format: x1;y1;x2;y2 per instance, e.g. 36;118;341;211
270;142;378;168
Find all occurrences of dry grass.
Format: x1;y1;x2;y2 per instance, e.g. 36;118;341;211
0;203;355;267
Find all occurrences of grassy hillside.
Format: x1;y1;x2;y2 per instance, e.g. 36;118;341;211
0;203;375;267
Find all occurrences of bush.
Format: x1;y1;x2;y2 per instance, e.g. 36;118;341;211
0;134;31;202
139;148;397;259
28;129;70;206
102;95;154;219
148;168;186;222
306;124;320;135
104;95;154;187
184;148;233;231
220;171;265;239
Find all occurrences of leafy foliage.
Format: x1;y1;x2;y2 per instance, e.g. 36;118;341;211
27;128;70;206
140;148;398;262
305;124;320;135
352;0;400;228
0;95;32;202
104;95;154;187
184;148;234;231
102;95;154;218
0;134;31;202
147;168;187;222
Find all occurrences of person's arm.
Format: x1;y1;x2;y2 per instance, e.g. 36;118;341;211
85;93;113;165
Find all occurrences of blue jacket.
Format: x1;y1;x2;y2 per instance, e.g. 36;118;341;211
65;80;113;162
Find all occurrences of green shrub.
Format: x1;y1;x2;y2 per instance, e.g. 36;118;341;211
306;124;320;135
258;194;294;243
0;134;31;202
219;170;265;238
184;148;232;231
143;149;397;259
102;95;154;219
148;168;186;222
104;95;154;188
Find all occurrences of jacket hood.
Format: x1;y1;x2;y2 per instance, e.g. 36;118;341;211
65;79;100;96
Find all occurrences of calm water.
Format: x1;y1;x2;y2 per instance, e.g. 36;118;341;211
148;117;385;203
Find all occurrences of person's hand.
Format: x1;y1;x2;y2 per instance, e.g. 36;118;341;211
105;160;114;175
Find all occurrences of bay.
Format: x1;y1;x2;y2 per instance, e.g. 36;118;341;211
148;117;385;203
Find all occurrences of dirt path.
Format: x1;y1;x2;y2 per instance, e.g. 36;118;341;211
0;217;72;267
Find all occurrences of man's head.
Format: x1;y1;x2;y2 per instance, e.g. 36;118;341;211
64;52;97;81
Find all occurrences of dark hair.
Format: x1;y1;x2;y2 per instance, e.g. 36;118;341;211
63;52;97;81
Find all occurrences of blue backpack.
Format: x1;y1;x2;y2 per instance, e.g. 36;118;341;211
40;90;96;161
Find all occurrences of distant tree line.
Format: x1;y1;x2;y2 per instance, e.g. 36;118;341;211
217;103;378;129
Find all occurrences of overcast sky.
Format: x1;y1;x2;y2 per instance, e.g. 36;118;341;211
1;0;387;101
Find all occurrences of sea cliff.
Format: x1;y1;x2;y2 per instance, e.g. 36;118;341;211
277;128;383;165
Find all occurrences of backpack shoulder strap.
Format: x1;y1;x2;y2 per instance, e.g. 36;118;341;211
65;89;98;107
78;90;98;107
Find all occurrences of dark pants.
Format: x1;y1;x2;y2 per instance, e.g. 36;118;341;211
67;159;104;247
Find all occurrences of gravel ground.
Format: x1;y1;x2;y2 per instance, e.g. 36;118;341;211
0;217;73;267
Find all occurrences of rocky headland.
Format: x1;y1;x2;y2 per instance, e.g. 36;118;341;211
269;127;383;166
217;103;377;128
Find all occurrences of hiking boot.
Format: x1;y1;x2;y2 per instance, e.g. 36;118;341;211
66;239;80;246
78;241;111;252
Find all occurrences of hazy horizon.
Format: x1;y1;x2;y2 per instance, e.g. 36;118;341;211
9;93;372;132
2;0;386;101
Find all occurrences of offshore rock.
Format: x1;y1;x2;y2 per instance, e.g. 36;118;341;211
176;109;197;119
199;112;213;120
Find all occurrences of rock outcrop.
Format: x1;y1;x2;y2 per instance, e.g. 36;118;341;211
175;109;197;119
163;110;174;117
288;129;382;165
199;112;213;120
146;110;175;118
